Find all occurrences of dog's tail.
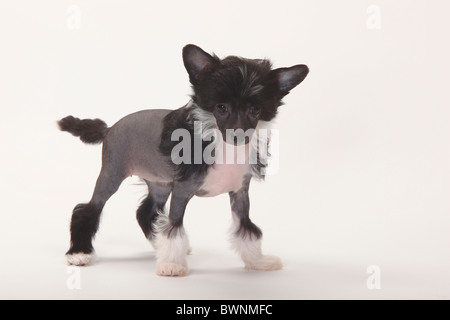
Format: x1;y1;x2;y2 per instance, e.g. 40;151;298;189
57;116;108;144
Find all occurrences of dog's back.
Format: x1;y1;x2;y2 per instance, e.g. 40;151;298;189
60;109;175;183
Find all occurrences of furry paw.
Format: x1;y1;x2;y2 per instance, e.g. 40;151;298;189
245;255;283;271
156;262;189;277
66;252;94;266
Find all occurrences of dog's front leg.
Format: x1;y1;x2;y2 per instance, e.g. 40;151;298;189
154;183;194;277
229;176;283;271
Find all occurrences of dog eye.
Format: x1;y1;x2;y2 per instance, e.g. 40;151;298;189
249;107;261;116
216;104;228;113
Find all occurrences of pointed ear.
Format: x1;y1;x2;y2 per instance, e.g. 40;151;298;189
270;64;309;97
182;44;218;85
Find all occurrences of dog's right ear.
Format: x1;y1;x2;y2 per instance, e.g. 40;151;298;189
183;44;218;85
269;64;309;99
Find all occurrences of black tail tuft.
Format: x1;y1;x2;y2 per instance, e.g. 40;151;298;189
58;116;108;144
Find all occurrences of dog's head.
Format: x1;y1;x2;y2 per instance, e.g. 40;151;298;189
183;44;309;144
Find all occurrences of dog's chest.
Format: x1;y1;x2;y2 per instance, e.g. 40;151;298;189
197;144;250;197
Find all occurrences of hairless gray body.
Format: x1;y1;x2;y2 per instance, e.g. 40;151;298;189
101;109;173;184
91;110;172;209
95;107;253;225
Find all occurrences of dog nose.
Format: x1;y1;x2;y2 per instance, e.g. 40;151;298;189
225;128;252;145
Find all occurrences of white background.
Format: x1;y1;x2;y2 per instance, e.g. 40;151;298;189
0;0;449;299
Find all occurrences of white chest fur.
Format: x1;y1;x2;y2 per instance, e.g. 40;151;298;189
198;143;251;197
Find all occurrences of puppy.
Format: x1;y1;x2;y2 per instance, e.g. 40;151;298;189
58;44;308;276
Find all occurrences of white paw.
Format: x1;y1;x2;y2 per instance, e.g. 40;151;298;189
245;255;283;271
156;262;189;277
66;252;95;266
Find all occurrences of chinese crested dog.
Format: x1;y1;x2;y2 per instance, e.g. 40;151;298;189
58;44;309;276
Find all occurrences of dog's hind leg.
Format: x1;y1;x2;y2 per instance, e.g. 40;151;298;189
136;181;172;245
66;166;125;266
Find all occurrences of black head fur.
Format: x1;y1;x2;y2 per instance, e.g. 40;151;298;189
183;44;309;124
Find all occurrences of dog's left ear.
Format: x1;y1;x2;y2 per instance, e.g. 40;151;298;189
270;64;309;98
183;44;218;85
